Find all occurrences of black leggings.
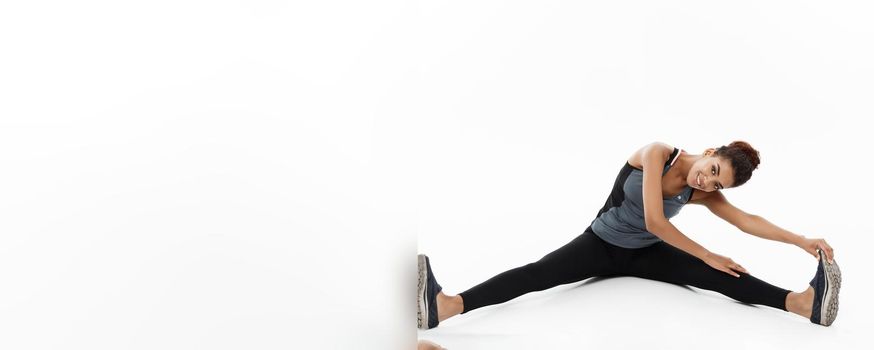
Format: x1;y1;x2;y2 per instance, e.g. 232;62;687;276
458;226;792;314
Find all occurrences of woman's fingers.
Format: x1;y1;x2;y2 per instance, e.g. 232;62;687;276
723;258;743;277
817;240;835;263
730;263;747;275
705;254;742;277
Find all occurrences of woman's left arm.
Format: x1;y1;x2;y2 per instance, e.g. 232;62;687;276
694;190;835;263
742;214;835;263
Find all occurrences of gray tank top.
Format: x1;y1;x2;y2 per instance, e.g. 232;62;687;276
589;147;694;248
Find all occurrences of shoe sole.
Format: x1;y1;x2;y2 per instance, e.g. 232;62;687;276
820;256;841;326
417;254;429;330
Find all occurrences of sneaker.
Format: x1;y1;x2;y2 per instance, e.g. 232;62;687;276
417;254;443;330
809;249;841;326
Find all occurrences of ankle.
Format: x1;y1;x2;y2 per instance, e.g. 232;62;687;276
786;288;813;318
437;293;463;322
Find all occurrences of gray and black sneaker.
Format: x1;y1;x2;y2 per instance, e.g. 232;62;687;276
809;249;841;326
417;254;443;330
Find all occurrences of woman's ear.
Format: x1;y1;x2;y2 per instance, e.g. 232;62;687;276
704;148;717;156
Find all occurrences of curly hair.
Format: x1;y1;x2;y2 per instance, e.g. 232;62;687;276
713;141;761;188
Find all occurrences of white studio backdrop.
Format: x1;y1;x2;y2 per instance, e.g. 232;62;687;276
0;1;871;349
0;1;416;349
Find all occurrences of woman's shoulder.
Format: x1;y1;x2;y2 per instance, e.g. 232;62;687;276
626;141;674;170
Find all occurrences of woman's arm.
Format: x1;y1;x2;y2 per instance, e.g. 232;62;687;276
696;190;835;263
697;190;805;244
740;214;805;245
640;142;708;258
639;142;747;277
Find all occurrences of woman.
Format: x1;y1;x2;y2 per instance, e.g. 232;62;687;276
417;141;841;330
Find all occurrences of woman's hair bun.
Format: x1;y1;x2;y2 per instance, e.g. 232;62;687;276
727;140;760;170
715;140;761;187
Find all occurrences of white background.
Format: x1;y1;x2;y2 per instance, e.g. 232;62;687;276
0;1;871;349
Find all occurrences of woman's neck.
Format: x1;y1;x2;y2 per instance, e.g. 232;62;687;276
675;152;704;183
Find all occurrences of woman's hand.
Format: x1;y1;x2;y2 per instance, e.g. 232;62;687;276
796;237;835;264
701;252;748;278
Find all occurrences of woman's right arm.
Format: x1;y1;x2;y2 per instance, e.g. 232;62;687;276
640;142;746;277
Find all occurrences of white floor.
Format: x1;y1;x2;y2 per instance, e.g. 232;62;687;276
418;269;865;350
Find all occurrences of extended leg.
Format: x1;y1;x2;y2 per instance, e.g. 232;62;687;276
454;229;616;317
623;242;792;311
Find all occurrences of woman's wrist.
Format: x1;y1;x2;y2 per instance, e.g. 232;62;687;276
695;248;713;261
790;234;807;246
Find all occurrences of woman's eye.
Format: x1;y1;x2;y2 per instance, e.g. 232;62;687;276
711;166;716;175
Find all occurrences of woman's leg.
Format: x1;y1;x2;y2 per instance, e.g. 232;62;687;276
446;228;617;320
622;241;793;311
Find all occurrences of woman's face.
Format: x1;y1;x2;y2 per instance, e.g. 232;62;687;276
686;151;735;192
